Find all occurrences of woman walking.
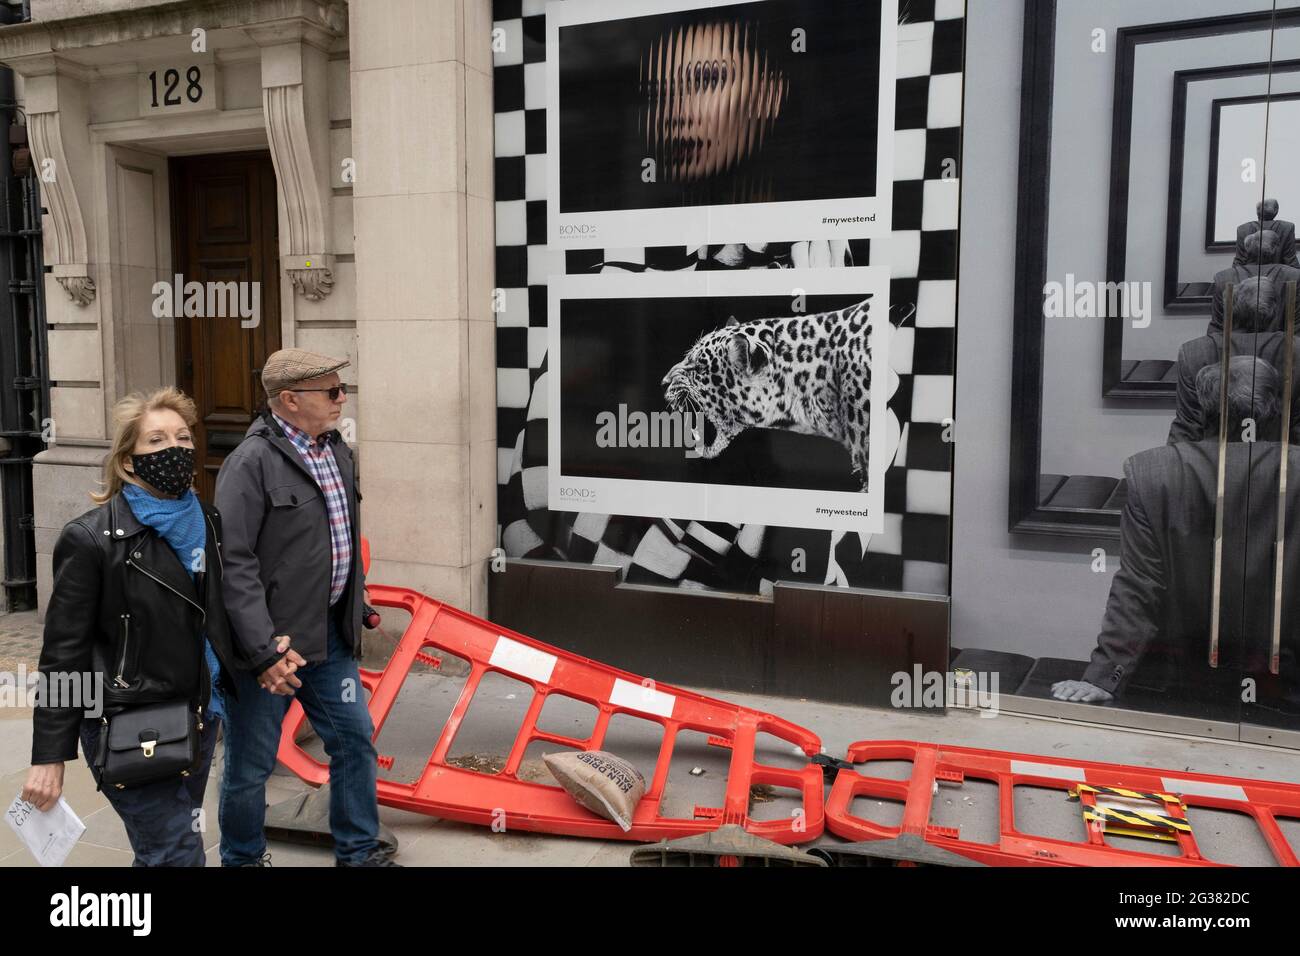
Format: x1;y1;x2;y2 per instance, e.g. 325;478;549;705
21;387;241;866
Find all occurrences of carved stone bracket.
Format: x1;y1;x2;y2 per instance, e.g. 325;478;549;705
264;80;333;300
287;265;334;301
28;109;94;306
56;274;95;306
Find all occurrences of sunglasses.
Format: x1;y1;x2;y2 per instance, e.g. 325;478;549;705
287;383;347;400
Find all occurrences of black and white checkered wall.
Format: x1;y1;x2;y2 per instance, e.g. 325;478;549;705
491;0;963;596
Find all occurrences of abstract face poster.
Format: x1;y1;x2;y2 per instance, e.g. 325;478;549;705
546;0;898;248
548;268;896;533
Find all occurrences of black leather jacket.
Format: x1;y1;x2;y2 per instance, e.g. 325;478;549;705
31;492;240;764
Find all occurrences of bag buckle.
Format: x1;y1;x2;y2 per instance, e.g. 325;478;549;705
141;739;157;758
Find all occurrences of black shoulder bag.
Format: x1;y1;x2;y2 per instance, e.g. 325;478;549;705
92;700;204;791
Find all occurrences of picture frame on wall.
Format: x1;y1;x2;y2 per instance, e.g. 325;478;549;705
545;0;898;249
1100;6;1299;399
547;267;895;533
1205;91;1300;250
1162;58;1300;314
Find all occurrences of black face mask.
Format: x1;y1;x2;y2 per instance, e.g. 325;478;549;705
130;445;195;497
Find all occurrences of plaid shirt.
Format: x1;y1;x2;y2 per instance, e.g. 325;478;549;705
272;411;352;606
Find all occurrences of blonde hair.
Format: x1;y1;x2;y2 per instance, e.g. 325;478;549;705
92;387;199;503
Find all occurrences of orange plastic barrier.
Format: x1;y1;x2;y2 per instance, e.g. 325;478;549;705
276;583;825;843
825;740;1300;866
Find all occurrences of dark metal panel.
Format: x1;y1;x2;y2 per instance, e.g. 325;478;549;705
487;560;771;690
488;560;949;706
0;39;46;610
772;582;949;707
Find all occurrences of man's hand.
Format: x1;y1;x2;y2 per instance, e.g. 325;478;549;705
1051;679;1114;703
21;763;65;812
258;634;307;695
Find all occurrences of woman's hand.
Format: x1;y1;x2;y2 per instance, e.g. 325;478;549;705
21;763;65;812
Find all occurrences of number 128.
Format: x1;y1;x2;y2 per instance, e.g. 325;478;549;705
149;66;203;107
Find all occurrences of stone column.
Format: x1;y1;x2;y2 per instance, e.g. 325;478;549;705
349;0;496;613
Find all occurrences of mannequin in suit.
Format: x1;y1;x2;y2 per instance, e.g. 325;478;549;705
1171;276;1300;444
1210;230;1300;333
1236;198;1299;268
1055;357;1299;709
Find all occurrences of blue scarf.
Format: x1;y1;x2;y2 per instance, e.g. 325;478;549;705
121;483;224;721
122;483;205;569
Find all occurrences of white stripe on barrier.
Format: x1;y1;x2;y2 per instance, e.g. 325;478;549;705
1011;760;1085;781
610;677;676;718
489;635;557;684
1160;778;1248;802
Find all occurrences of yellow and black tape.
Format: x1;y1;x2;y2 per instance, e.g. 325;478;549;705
1082;806;1191;835
1069;784;1184;806
1085;821;1178;843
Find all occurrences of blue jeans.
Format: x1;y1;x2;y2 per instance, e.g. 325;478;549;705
218;611;380;864
79;714;220;867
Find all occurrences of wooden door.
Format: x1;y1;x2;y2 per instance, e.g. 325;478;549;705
171;151;281;502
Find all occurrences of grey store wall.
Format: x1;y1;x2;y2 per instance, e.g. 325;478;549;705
951;0;1114;663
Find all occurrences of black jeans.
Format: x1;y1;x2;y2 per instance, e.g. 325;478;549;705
79;714;220;866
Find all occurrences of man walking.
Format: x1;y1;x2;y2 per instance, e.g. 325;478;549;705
215;348;396;866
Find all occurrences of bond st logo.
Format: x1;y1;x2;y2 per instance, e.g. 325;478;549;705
558;486;597;502
558;224;598;237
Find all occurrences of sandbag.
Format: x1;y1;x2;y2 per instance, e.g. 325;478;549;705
544;750;647;831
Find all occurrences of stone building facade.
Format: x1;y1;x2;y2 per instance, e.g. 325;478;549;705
0;0;497;617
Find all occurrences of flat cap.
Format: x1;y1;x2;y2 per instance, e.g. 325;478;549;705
262;348;349;398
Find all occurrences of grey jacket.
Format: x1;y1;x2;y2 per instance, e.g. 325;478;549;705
214;410;364;673
1209;233;1300;334
1236;219;1300;269
1084;441;1300;702
1168;331;1300;445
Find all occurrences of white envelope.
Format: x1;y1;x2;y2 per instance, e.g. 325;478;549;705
5;793;86;867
